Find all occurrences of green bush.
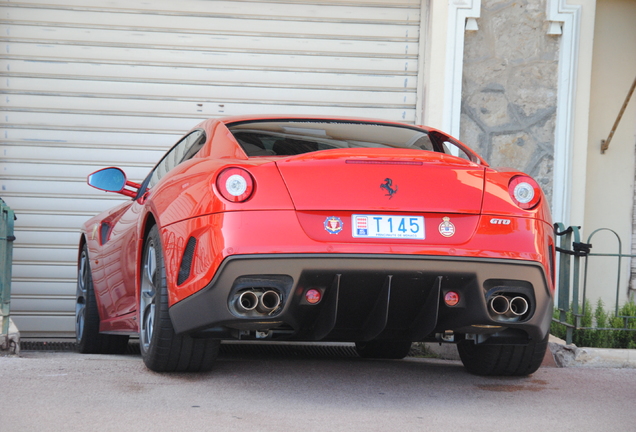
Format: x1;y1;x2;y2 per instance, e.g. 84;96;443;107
551;299;636;348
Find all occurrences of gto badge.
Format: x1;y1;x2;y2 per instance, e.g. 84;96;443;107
490;218;511;225
439;217;456;237
324;216;343;234
380;178;398;199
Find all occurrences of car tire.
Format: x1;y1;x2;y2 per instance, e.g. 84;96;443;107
457;334;549;376
76;244;129;354
139;225;220;372
355;339;412;359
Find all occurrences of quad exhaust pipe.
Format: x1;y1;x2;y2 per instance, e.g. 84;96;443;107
490;295;510;315
236;289;281;314
237;291;259;311
509;296;529;316
258;290;281;313
488;294;529;318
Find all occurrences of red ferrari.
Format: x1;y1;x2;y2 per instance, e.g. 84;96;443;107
77;115;555;375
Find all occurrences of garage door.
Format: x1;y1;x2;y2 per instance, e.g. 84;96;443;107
0;0;424;337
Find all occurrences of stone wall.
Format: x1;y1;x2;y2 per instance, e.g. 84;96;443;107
460;0;559;204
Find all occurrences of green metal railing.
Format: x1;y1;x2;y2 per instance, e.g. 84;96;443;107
0;199;15;340
554;223;636;344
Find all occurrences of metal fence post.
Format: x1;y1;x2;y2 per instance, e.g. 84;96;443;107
554;223;584;344
555;223;572;343
570;226;582;332
0;200;15;339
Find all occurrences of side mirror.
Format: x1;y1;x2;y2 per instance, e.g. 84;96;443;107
87;167;140;198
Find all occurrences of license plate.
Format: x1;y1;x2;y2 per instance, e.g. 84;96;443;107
352;215;425;239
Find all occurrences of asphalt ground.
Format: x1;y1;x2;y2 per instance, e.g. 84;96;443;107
1;343;635;432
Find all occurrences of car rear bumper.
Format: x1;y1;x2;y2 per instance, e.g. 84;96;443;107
168;253;553;344
162;210;555;307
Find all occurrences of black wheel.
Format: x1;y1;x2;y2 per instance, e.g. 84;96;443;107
76;243;129;354
355;339;412;359
139;225;220;372
457;334;549;376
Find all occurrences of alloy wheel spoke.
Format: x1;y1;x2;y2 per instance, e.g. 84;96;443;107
146;245;156;283
76;251;88;339
76;305;85;340
140;243;157;350
77;253;88;297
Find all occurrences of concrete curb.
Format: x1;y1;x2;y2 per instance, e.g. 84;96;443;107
424;336;636;369
0;317;20;356
548;336;636;368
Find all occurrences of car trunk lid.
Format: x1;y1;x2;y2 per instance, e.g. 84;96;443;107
275;148;485;213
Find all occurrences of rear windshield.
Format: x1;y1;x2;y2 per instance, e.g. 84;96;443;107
227;120;440;157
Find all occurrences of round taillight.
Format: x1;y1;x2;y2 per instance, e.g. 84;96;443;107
305;289;322;304
444;291;460;307
508;176;541;210
216;167;254;202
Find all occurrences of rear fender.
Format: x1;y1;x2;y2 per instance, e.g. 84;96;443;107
147;159;295;228
482;169;552;222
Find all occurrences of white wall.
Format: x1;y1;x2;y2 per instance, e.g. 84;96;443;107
582;0;636;309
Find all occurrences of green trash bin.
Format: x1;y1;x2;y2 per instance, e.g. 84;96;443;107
0;198;16;338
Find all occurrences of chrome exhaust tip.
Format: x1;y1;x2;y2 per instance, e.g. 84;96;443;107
257;290;281;313
236;291;259;312
509;296;529;316
489;295;510;315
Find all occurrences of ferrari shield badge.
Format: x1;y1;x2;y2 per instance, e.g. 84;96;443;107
324;216;343;234
439;217;456;237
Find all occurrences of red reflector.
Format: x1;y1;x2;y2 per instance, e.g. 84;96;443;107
444;291;460;307
305;289;322;304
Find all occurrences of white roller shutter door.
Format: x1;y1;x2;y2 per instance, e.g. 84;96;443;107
0;0;424;337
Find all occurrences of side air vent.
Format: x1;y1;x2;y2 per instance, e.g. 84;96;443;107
177;237;197;285
100;222;111;245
